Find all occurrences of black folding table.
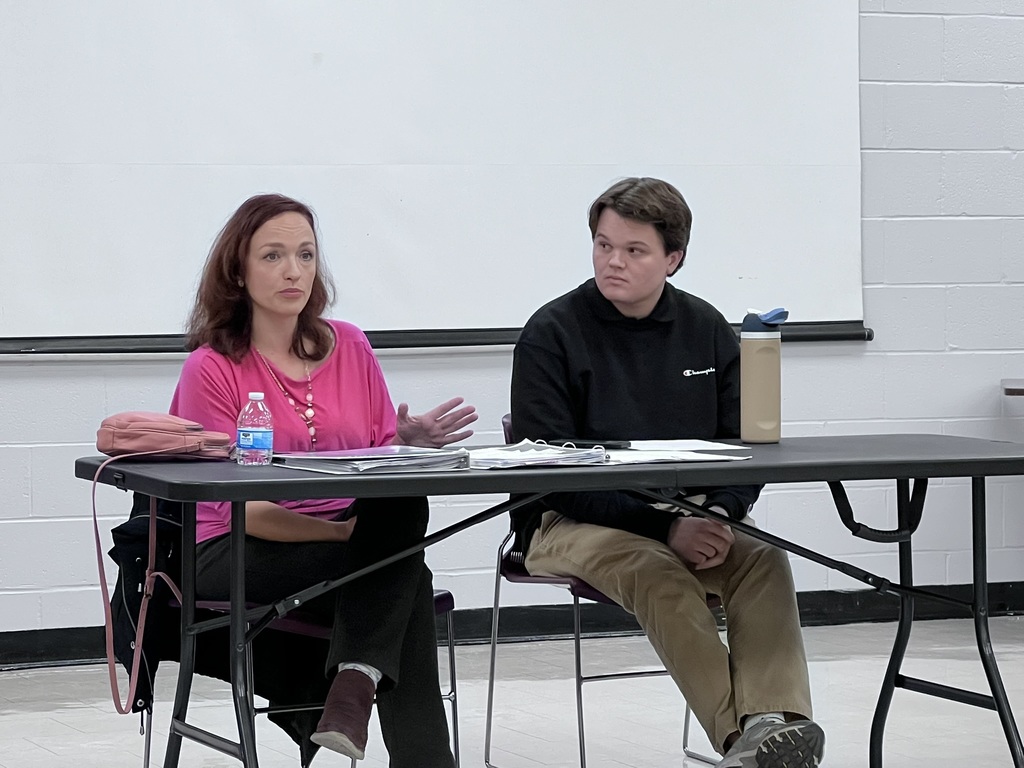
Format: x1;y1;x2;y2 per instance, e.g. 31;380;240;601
78;433;1024;767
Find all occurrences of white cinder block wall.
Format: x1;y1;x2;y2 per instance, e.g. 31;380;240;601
2;0;1024;634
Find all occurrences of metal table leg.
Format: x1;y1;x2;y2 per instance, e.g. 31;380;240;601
165;502;197;768
971;478;1023;766
229;499;259;766
869;480;916;767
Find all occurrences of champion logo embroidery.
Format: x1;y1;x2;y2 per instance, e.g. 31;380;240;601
683;367;715;377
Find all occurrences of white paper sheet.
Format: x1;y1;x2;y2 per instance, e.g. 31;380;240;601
626;440;751;452
604;450;751;465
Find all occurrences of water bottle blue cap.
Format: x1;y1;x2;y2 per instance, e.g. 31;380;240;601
741;307;789;332
248;391;265;400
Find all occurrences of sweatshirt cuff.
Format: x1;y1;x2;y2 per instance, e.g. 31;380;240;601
702;492;750;521
636;505;678;545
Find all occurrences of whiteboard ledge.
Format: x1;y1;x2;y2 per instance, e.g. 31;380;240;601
0;323;873;355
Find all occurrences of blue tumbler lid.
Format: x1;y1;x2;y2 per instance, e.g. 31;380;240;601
741;307;789;332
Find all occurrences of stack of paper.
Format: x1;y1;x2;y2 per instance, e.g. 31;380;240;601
273;445;470;474
468;440;608;469
626;439;750;452
604;439;751;465
604;449;750;464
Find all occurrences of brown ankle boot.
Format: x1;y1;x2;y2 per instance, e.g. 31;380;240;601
310;668;377;760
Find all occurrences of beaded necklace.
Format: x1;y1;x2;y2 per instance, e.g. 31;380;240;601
254;349;317;449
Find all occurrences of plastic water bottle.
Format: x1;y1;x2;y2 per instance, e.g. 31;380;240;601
740;308;788;444
236;392;274;465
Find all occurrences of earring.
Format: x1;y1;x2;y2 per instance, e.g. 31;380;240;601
237;279;244;287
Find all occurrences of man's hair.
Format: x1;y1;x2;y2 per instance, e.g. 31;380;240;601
588;177;692;275
184;193;336;362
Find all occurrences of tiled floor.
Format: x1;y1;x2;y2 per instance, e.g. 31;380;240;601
1;617;1022;767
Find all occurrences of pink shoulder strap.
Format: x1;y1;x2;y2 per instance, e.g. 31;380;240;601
92;452;183;714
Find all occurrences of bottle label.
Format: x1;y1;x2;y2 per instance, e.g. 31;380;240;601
237;428;273;451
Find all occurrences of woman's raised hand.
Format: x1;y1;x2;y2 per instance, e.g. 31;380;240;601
395;397;478;447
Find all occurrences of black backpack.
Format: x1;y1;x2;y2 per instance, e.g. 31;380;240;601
105;492;331;766
106;493;183;712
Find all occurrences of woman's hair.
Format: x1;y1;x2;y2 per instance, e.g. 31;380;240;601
185;193;336;362
587;177;693;275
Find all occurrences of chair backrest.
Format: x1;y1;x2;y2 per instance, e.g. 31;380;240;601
494;414;722;612
195;590;456;637
194;600;332;640
495;411;618;605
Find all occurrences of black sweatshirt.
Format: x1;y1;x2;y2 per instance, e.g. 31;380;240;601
510;279;762;550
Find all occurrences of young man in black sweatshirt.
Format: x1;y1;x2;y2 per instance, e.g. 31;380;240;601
510;177;824;768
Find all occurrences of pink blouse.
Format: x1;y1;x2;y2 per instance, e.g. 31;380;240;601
169;319;398;543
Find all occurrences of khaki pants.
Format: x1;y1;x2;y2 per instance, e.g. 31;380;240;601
525;505;812;754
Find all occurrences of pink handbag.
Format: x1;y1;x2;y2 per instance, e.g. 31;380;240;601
92;412;233;715
96;411;233;459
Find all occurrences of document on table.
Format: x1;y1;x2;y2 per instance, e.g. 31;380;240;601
627;439;750;452
468;440;608;469
467;440;752;468
604;449;751;465
273;445;470;474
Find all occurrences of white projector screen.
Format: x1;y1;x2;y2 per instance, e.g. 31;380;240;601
0;1;861;339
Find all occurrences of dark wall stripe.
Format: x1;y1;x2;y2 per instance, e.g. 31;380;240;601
0;321;872;355
2;582;1017;668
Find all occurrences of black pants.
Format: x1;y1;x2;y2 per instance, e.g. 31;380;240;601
196;496;454;768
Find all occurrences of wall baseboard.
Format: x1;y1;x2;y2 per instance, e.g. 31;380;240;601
0;626;105;669
2;582;1021;669
445;580;1024;646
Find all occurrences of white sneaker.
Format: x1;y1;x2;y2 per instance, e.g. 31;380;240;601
716;719;825;767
